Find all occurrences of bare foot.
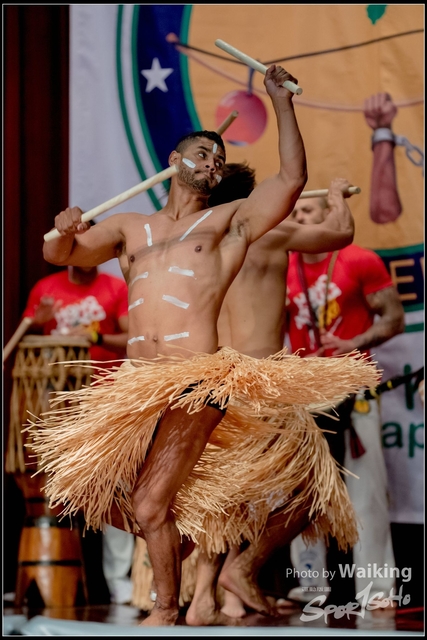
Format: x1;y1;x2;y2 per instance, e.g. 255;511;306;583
186;595;239;626
219;563;278;617
221;590;246;618
139;604;179;626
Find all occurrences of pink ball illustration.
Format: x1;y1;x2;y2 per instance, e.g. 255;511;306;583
215;91;267;146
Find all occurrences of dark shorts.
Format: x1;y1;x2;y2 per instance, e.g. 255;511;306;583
180;382;228;416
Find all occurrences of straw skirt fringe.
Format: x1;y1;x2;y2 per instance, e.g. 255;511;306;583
24;347;380;553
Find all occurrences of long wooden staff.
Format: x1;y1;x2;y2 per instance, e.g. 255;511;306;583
216;110;238;135
3;317;33;363
215;39;303;95
43;166;178;242
300;186;361;198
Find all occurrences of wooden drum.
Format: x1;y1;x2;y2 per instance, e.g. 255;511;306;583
6;335;94;608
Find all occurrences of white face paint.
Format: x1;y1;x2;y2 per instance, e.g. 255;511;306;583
128;298;144;311
182;158;196;168
216;175;222;183
164;332;190;341
212;143;218;154
179;209;213;242
128;335;145;345
162;295;189;309
144;223;153;247
168;266;195;278
130;272;149;287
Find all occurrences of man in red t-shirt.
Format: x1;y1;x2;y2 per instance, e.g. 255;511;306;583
286;243;401;358
22;265;128;364
285;194;405;608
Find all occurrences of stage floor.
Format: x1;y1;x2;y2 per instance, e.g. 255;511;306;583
3;600;424;636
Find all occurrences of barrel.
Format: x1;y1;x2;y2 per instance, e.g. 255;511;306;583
14;473;88;608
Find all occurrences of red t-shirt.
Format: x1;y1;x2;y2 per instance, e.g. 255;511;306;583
23;271;128;363
286;245;393;357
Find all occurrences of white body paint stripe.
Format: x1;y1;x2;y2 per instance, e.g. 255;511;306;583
162;295;189;309
128;298;144;311
128;335;145;345
144;223;153;246
168;266;195;278
179;209;213;242
130;272;149;286
164;332;190;341
182;158;196;168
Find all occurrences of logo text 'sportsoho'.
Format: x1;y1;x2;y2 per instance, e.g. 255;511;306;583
300;580;411;622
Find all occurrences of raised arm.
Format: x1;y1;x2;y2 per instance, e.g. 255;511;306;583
43;207;125;267
364;92;402;224
283;178;355;253
232;64;307;244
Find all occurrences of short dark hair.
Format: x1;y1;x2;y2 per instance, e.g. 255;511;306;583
208;162;256;206
175;130;226;159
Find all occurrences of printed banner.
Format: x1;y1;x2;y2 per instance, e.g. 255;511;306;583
70;4;424;522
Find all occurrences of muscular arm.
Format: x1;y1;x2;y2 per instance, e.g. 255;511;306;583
43;210;125;267
283;178;355;253
232;65;307;245
364;92;402;224
320;286;405;355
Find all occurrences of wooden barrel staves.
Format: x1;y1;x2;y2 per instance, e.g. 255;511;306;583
6;336;93;607
15;511;88;607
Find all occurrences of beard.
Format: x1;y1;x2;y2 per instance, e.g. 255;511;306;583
178;164;212;195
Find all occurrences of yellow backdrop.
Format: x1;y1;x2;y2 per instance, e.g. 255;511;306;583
188;4;424;250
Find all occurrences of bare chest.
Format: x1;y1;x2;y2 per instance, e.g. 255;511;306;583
123;212;231;292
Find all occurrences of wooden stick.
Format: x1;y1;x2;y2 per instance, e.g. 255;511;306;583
215;39;303;96
3;317;33;363
300;186;361;199
44;166;179;242
216;110;239;135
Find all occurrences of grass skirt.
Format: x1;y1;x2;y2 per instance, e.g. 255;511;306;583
24;347;380;556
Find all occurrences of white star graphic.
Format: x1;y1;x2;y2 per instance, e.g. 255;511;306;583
141;58;173;93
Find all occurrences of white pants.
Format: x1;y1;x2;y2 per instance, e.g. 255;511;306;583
102;524;135;591
291;398;396;596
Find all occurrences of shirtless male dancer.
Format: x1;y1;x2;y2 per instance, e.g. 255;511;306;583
185;166;357;625
39;64;308;627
